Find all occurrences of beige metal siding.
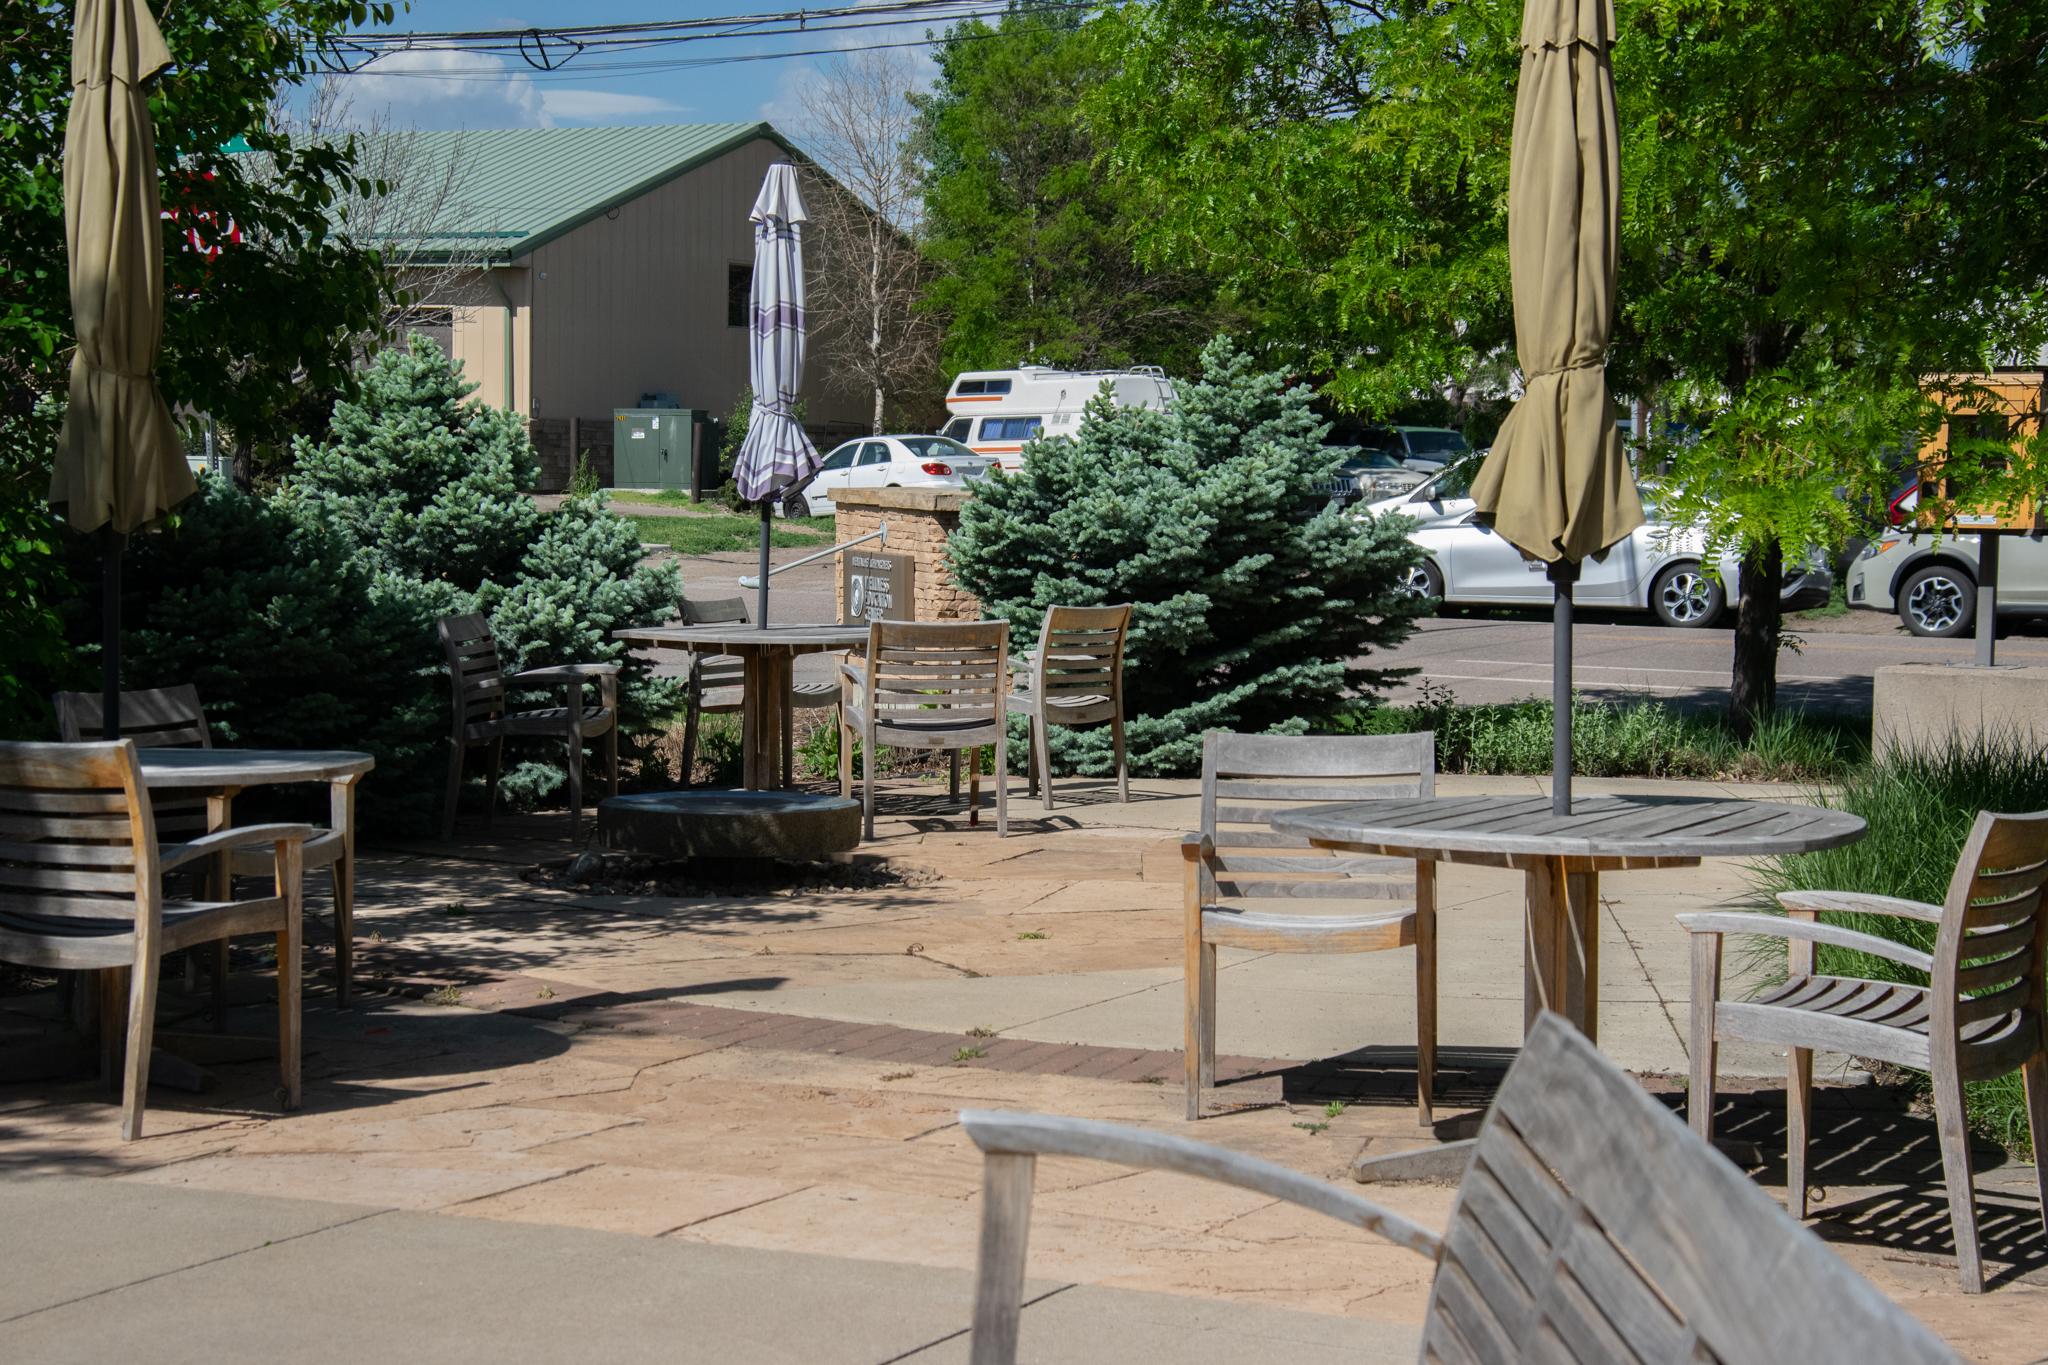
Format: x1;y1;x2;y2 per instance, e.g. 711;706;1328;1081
525;138;866;430
445;267;531;412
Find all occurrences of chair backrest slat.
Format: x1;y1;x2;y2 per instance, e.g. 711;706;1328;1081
1030;604;1131;701
1932;810;2048;1074
50;687;210;841
681;597;749;626
438;614;506;730
0;740;153;926
862;620;1008;734
1199;731;1434;910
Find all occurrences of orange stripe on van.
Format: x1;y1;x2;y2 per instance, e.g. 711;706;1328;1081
948;395;1002;402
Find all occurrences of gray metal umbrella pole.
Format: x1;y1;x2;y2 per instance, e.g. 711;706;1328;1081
1548;560;1577;815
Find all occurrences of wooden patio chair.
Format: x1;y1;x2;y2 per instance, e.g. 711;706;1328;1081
436;614;620;843
0;740;309;1141
839;619;1009;839
673;596;839;787
1184;730;1437;1122
54;685;356;1004
1004;603;1131;811
1682;808;2048;1293
960;1014;1959;1365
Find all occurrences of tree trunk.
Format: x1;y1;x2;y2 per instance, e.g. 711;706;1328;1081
1730;537;1783;739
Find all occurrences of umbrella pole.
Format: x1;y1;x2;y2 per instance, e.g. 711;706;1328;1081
101;530;124;739
1548;559;1578;816
757;501;772;629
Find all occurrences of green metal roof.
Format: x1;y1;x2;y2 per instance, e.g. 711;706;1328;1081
367;122;792;262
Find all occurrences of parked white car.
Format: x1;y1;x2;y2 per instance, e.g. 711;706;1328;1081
1846;529;2048;637
1367;461;1830;626
798;435;994;517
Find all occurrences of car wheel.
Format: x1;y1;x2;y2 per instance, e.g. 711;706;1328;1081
1650;563;1725;628
1397;559;1444;602
1898;563;1975;637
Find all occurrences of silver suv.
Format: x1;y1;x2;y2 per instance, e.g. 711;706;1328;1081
1846;530;2048;636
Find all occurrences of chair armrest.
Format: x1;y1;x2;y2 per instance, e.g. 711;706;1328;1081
1775;890;1944;923
1675;911;1934;973
958;1109;1441;1260
510;663;621;685
1180;832;1214;862
161;824;314;873
839;660;868;686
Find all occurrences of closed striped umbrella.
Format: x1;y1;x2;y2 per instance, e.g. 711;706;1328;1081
732;163;820;627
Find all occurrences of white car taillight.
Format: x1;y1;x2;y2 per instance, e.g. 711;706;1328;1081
921;461;954;475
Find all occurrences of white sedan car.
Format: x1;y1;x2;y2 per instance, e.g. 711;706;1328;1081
1367;460;1831;626
797;435;994;517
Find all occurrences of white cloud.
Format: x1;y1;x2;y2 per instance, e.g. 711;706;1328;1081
538;89;687;122
350;49;551;129
346;50;686;129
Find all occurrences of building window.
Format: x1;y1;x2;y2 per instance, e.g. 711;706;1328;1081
727;264;753;327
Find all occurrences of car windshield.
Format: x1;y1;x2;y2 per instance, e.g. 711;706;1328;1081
899;437;978;462
1413;455;1480;502
1403;429;1471;457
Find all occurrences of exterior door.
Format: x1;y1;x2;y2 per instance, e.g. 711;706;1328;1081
849;440;894;490
1444;512;1550;601
811;442;860;505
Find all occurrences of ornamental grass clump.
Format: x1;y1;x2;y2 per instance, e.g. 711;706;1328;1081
949;337;1427;776
1752;733;2048;1154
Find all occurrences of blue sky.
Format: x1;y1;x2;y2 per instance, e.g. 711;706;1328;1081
322;0;945;131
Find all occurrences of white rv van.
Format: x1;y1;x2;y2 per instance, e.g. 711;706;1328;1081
938;366;1176;470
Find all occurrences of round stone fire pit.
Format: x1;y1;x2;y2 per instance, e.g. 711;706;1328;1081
597;790;862;862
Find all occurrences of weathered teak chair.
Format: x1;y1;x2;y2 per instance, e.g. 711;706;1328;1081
1004;603;1132;811
0;740;309;1141
839;619;1009;839
961;1015;1960;1365
1183;730;1437;1122
673;596;839;787
1682;808;2048;1294
54;686;357;1003
436;614;620;842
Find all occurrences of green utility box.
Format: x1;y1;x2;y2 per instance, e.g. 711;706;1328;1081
612;408;704;494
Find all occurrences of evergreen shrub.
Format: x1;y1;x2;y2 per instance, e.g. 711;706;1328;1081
950;337;1426;776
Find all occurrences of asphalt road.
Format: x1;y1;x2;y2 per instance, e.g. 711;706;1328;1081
1374;606;2048;712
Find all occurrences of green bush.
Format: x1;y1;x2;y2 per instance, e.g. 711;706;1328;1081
1752;734;2048;1154
1337;686;1863;782
125;338;681;824
0;403;85;738
950;337;1427;776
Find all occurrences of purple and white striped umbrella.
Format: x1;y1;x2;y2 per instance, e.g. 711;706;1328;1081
733;163;820;503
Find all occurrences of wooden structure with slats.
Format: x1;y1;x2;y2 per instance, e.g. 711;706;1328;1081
437;614;620;841
1183;731;1437;1122
0;740;309;1140
839;619;1009;839
54;686;360;1003
1683;807;2048;1292
672;597;841;788
1005;604;1131;811
959;1014;1960;1365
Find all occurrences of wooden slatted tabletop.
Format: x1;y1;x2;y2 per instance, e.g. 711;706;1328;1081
1272;794;1867;1042
1273;795;1865;861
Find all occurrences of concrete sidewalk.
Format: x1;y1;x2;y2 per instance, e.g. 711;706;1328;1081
0;1175;1420;1363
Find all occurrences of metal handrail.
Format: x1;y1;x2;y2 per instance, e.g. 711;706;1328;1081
736;520;887;589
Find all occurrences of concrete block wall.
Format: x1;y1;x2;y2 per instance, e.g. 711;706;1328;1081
528;417;616;492
831;487;982;622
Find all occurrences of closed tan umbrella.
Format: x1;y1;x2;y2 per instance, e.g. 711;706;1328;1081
50;0;193;735
1469;0;1643;813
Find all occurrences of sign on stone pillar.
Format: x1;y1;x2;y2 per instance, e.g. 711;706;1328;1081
843;548;916;624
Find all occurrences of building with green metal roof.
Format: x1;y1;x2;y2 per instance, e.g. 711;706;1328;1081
377;122;866;489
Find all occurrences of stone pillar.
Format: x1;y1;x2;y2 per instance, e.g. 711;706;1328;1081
830;486;982;622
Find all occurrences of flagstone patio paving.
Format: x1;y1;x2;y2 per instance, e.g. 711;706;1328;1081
2;772;2045;1360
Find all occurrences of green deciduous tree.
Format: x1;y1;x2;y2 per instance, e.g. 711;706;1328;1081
1092;0;2048;730
914;6;1236;376
950;337;1426;775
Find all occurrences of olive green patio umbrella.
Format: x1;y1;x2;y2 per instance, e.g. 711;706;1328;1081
1469;0;1643;814
50;0;195;737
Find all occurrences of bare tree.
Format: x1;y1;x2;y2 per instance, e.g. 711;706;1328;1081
267;79;489;356
793;50;940;434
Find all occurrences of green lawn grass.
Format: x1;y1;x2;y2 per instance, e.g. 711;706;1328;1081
627;513;835;555
609;489;702;508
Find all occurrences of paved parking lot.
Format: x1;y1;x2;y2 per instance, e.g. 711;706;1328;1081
1375;609;2048;711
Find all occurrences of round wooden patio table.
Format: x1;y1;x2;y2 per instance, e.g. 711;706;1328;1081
614;623;867;789
1271;795;1865;1042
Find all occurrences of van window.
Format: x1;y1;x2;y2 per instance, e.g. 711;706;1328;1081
979;416;1042;442
954;379;1013;396
941;418;972;441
